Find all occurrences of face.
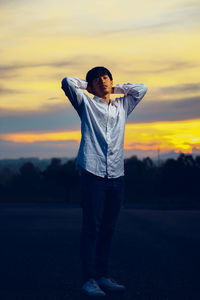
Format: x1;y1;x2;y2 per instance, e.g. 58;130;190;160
91;74;113;97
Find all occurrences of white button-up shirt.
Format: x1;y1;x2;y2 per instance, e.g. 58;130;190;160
61;77;147;178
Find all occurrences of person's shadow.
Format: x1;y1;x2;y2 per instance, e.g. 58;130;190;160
79;289;126;299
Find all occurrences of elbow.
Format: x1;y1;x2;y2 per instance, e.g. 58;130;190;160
61;77;66;90
142;84;148;97
138;84;148;101
61;77;70;91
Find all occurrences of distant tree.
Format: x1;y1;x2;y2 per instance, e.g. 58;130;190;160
176;154;199;198
41;158;80;202
177;153;195;168
142;157;158;199
19;162;40;179
0;167;15;185
0;167;15;200
142;157;154;169
41;158;64;200
125;156;146;202
19;162;41;196
1;154;199;204
195;156;200;168
159;158;179;198
43;158;62;184
61;159;80;203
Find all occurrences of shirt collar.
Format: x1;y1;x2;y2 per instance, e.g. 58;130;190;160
93;96;118;108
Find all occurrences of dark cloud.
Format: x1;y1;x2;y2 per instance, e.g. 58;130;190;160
128;96;200;123
0;60;77;80
125;61;196;75
148;61;194;74
0;95;200;135
0;57;194;82
0;55;106;74
48;97;60;101
159;83;200;94
0;85;25;95
0;60;74;72
0;139;79;159
0;55;114;72
0;102;81;134
0;55;104;79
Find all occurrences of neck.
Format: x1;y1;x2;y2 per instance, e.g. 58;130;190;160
96;93;111;104
103;93;111;104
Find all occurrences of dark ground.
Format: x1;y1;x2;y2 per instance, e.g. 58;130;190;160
0;203;200;300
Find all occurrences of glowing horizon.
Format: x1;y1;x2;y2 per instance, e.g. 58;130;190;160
1;118;199;155
0;0;200;158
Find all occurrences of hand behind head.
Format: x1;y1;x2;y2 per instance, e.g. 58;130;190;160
86;85;93;94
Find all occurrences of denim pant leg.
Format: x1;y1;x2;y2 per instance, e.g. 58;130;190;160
80;172;106;282
80;171;124;282
95;176;124;279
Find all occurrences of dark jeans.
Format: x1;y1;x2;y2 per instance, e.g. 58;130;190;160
79;170;124;283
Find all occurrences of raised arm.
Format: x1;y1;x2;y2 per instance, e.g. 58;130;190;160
61;77;88;117
114;83;147;117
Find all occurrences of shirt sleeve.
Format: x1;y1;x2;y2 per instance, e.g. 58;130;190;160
61;77;88;118
114;83;148;118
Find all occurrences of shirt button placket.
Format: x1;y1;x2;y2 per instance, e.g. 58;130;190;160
106;104;111;177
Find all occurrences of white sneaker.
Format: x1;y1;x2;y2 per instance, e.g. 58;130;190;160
81;278;106;296
97;277;126;292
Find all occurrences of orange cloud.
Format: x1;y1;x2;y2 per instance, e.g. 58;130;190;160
124;119;200;153
0;130;81;143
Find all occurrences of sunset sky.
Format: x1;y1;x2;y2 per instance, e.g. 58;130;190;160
0;0;200;159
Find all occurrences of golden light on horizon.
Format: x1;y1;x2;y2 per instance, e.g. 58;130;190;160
1;0;200;158
0;130;81;143
1;119;200;154
124;119;200;153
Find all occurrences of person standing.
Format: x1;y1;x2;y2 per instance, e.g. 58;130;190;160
61;66;147;296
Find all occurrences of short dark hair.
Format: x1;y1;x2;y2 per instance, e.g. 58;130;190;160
86;66;113;87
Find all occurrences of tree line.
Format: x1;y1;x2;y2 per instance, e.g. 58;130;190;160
0;154;199;205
